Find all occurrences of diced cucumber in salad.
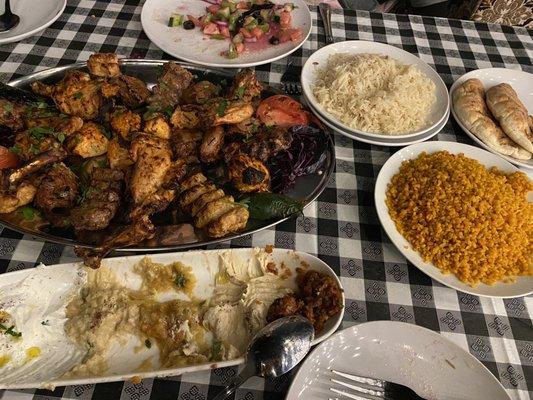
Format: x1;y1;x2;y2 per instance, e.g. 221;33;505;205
168;0;303;59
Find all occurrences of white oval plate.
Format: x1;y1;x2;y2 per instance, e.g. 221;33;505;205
287;321;511;400
141;0;311;68
0;0;66;44
375;141;533;298
0;248;344;389
449;68;533;170
304;94;448;146
301;40;450;138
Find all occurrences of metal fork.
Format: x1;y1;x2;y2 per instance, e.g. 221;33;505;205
329;369;427;400
280;56;302;95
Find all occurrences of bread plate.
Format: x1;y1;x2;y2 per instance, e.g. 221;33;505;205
141;0;312;68
375;141;533;298
450;68;533;170
0;247;344;389
303;93;448;146
301;40;450;139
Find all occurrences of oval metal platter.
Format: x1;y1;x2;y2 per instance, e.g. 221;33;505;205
4;60;335;251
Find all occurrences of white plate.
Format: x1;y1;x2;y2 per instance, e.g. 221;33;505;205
287;321;511;400
449;68;533;170
305;94;447;146
300;40;450;138
0;0;66;44
141;0;311;68
0;248;344;389
375;141;533;298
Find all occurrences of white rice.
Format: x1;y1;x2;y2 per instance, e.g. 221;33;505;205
312;53;436;135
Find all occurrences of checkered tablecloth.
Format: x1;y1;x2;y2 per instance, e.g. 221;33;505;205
0;1;532;399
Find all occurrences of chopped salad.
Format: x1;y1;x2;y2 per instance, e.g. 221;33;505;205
168;0;303;59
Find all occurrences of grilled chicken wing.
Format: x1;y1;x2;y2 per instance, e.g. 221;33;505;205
67;121;109;158
30;71;109;120
228;68;263;102
34;163;78;212
228;154;270;192
200;126;225;163
129;133;172;205
87;53;121;78
0;180;37;214
110;108;141;141
5;147;67;187
70;168;123;231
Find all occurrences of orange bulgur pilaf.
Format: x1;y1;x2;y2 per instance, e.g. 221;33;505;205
386;151;533;286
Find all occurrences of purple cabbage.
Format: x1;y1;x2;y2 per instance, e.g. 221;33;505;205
268;125;328;194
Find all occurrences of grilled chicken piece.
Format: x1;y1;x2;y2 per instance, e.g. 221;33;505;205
5;147;67;187
87;53;121;78
194;195;235;228
113;75;151;108
213;100;254;126
129;133;172;205
200;126;224;163
228;154;270;192
171;128;202;158
148;62;194;110
0;180;37;213
206;206;249;238
224;126;292;162
26;115;84;136
107;138;134;170
189;188;225;217
144;114;171;139
0;99;27;131
70;168;123;231
170;106;199;129
228;68;263;102
14;131;61;162
34;163;78;212
181;81;219;105
180;172;207;191
178;183;217;214
30;71;111;120
75;215;155;269
110;108;141;140
67;122;109;158
225;117;261;136
129;187;176;221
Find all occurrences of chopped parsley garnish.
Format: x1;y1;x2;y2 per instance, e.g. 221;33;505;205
29;143;41;154
101;126;112;140
163;106;174;118
31;101;49;109
9;145;21;154
235;86;246;99
0;323;22;338
54;131;66;144
73;92;83;100
77;186;97;205
28;126;54;141
145;339;152;348
216;99;228;117
174;273;187;288
250;123;258;133
2;103;13;113
19;206;38;221
219;79;228;89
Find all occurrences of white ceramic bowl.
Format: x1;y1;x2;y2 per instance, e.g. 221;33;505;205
375;141;533;298
287;321;511;400
450;68;533;170
141;0;312;68
301;40;450;139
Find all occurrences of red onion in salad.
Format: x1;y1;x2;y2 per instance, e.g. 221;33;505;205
244;36;257;42
215;20;228;27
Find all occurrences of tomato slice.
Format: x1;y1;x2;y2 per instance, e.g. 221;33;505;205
0;145;19;169
257;95;309;128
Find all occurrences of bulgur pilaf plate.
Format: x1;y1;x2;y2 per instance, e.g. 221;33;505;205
375;141;533;298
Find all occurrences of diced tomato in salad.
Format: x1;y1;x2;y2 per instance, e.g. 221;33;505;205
174;1;302;59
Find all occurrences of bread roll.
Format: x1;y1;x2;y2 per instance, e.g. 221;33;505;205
452;79;531;160
486;83;533;153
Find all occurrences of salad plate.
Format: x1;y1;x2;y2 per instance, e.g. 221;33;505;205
141;0;312;68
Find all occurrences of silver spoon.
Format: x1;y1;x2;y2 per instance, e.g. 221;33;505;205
212;316;315;400
318;3;334;45
0;0;20;33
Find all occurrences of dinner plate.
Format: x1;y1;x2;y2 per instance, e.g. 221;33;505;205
449;68;533;171
0;0;66;44
375;141;533;298
287;321;511;400
304;94;448;146
0;248;345;389
140;0;312;68
301;40;450;138
6;60;335;251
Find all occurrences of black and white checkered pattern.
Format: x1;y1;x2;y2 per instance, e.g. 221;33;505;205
0;1;532;399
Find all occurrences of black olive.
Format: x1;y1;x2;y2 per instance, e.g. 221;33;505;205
183;20;195;30
269;36;279;45
256;16;263;24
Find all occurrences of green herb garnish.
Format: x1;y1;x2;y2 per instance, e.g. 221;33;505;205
2;103;13;113
0;323;22;338
73;92;83;100
9;145;21;154
54;132;66;144
28;126;54;141
235;86;245;99
19;206;38;221
239;193;304;221
77;186;97;205
216;99;228;117
174;273;187;288
101;126;112;140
